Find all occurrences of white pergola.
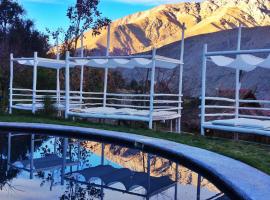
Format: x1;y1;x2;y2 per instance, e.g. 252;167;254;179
200;26;270;137
64;24;186;132
9;52;76;114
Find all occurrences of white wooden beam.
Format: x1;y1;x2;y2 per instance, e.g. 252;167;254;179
103;24;111;107
9;53;14;114
235;24;242;119
65;51;70;119
149;48;156;129
80;33;84;105
32;52;38;114
200;44;208;136
177;24;185;133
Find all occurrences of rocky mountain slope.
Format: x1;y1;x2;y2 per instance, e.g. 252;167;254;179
79;0;270;129
80;0;270;100
83;0;270;55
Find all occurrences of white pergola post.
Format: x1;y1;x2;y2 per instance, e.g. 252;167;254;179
32;52;38;114
200;44;208;136
103;24;111;107
55;35;61;106
235;25;242;119
9;53;14;114
65;51;70;119
56;68;60;104
80;33;84;105
149;48;156;129
56;53;60;105
177;24;186;133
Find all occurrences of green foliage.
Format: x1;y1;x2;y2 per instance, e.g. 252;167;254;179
0;0;50;111
41;95;57;117
108;70;125;92
49;0;111;55
0;95;7;113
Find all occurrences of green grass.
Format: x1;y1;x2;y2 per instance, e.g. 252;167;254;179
0;113;270;175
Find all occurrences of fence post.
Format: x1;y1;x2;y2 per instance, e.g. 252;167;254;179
149;48;156;129
9;53;14;114
32;52;38;114
200;44;208;136
65;51;70;119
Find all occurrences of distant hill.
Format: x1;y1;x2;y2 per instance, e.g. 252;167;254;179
82;0;270;55
138;26;270;100
79;0;270;101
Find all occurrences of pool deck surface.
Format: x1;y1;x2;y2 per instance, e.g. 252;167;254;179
0;122;269;200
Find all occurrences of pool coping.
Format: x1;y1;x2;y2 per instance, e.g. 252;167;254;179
0;122;269;200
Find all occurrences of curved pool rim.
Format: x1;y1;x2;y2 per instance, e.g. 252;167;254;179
0;122;269;200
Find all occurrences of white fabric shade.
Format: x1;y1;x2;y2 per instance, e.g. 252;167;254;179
210;54;270;71
74;57;180;69
258;54;270;69
17;57;76;69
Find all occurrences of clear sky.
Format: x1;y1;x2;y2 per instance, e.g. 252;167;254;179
17;0;198;43
17;0;197;31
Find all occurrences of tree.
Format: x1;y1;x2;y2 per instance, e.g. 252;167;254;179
0;0;50;111
52;0;110;55
0;0;24;35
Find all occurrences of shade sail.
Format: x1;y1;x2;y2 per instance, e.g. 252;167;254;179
74;56;181;69
210;54;270;71
17;57;76;69
259;55;270;69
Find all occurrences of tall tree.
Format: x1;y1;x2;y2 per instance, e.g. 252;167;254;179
0;0;50;111
58;0;110;55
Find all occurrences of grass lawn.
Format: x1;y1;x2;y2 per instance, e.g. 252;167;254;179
0;113;270;175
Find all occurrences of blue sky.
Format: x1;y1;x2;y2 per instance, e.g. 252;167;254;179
17;0;197;43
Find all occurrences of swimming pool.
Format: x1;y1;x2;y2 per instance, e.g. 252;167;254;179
0;131;229;200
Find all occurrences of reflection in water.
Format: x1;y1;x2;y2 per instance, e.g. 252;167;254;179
0;132;230;200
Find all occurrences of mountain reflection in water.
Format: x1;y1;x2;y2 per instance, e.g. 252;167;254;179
0;132;230;200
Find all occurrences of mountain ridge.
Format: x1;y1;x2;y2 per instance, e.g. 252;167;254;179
82;0;270;55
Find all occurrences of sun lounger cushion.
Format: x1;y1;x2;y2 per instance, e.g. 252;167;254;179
212;118;270;130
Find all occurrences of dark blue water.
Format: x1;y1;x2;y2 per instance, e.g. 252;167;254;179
0;132;230;200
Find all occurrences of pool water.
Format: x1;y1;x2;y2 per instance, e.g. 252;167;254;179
0;132;230;200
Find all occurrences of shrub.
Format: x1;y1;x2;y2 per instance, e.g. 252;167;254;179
41;95;57;117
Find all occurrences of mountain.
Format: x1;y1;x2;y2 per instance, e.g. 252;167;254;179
121;26;270;131
78;0;270;131
82;0;270;55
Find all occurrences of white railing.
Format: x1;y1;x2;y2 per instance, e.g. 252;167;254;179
202;96;270;120
11;88;79;111
68;92;182;113
11;88;183;116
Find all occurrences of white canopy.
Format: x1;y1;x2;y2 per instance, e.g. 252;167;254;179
16;57;76;69
258;54;270;69
210;54;270;71
73;56;181;69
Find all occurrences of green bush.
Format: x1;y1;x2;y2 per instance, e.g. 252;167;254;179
41;95;57;117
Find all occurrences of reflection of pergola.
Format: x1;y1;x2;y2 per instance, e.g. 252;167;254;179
200;26;270;137
65;152;177;200
7;134;79;186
